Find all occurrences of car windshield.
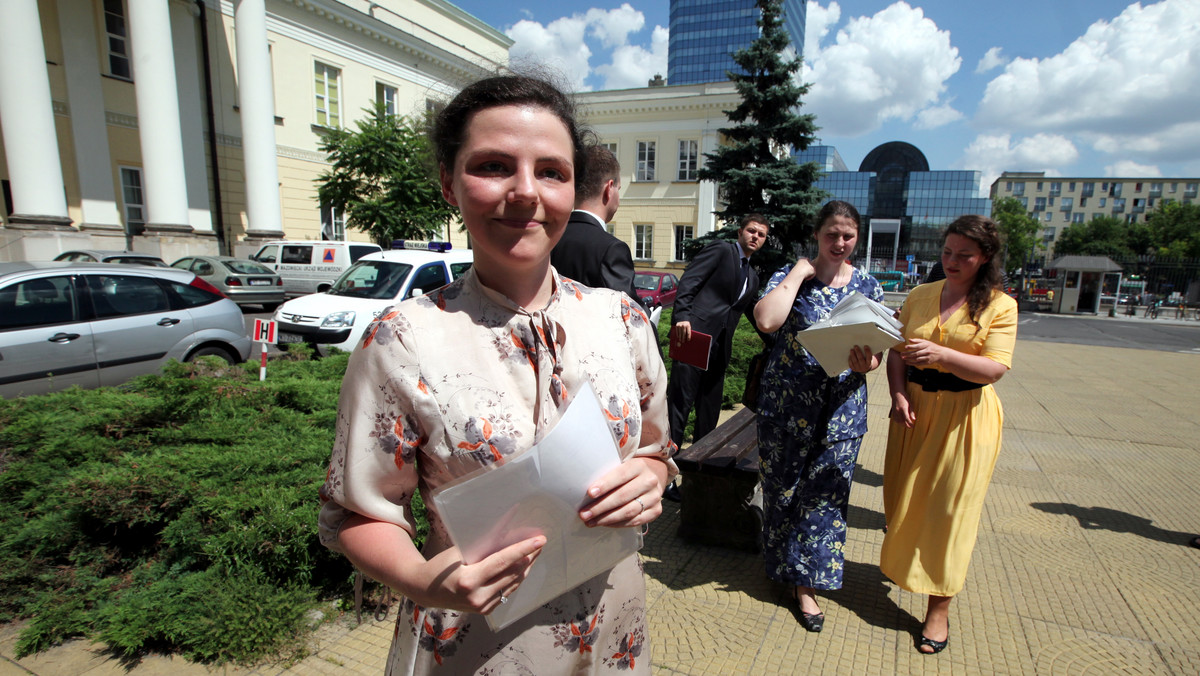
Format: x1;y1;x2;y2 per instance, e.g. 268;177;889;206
221;259;273;275
329;260;413;299
634;274;660;290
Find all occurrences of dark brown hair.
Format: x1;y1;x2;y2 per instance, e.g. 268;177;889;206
815;200;861;231
575;144;619;204
943;214;1004;327
740;213;770;231
431;74;590;190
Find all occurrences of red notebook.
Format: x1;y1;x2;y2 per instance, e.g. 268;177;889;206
669;330;713;371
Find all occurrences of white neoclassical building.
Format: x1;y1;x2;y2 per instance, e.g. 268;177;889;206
576;81;740;273
0;0;509;262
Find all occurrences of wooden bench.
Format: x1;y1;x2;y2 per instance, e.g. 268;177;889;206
674;407;761;551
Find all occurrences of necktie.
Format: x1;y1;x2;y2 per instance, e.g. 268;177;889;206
738;258;750;301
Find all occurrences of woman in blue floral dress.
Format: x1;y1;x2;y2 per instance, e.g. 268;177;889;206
752;200;884;633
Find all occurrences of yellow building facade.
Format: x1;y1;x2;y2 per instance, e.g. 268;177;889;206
576;81;740;272
0;0;509;263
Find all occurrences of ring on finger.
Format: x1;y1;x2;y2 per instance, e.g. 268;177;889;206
635;496;645;514
499;595;509;604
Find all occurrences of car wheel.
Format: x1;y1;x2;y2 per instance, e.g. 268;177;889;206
185;346;237;365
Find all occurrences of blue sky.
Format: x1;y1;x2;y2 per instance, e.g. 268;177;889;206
449;0;1200;193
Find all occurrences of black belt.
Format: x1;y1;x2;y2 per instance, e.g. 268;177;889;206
907;367;985;393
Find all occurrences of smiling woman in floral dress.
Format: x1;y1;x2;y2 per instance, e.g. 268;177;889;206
317;74;674;675
751;200;884;633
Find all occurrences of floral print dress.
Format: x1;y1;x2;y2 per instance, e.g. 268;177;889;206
756;265;883;590
319;268;674;675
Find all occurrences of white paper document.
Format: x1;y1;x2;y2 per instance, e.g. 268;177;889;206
797;291;905;377
427;381;641;631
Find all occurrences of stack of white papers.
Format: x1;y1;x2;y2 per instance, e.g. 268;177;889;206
796;291;905;377
427;381;641;631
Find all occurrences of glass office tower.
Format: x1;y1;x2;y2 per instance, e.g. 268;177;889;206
668;0;807;85
797;142;991;261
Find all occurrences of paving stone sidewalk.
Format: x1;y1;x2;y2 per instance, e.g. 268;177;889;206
4;338;1200;675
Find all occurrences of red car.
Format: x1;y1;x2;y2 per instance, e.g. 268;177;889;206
634;271;679;307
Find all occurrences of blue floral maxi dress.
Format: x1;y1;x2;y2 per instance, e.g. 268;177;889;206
756;266;883;590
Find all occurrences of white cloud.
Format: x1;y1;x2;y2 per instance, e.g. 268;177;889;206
595;26;669;90
507;18;593;91
802;2;962;137
974;47;1006;74
803;1;841;64
975;0;1200;164
1105;161;1162;178
959;133;1079;193
584;4;644;48
914;103;963;130
505;5;661;92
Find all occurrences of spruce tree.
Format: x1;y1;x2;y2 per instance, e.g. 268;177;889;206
693;0;825;274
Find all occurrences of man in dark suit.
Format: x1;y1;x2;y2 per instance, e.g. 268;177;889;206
551;145;639;301
666;214;769;454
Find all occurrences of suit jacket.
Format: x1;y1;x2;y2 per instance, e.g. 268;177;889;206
671;240;759;344
551;211;640;301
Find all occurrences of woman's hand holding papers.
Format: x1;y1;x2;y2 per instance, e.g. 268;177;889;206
847;344;881;373
579;456;671;529
337;514;546;616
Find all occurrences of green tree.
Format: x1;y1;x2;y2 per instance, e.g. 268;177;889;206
991;196;1042;275
316;105;455;246
692;0;825;273
1146;200;1200;258
1053;216;1145;258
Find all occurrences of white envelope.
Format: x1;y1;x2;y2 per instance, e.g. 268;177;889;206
427;381;641;631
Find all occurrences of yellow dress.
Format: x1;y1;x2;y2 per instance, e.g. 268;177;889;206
880;282;1017;596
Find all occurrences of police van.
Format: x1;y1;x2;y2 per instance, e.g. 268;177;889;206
272;241;472;354
250;241;381;297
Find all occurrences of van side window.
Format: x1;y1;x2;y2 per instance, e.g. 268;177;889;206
254;246;278;264
449;262;473;280
281;246;312;264
408;264;448;298
350;245;379;262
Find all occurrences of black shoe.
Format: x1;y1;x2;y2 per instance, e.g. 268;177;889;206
917;622;949;654
662;483;682;503
799;611;824;633
788;589;824;633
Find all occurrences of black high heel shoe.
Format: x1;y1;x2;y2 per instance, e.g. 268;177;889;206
916;622;949;654
789;588;824;633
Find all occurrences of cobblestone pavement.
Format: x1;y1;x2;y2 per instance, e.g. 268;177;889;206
4;337;1200;675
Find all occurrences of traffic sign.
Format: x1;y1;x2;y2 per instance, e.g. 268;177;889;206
906;254;915;262
253;319;277;344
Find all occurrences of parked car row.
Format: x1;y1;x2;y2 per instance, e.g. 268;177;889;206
1;243;475;397
0;261;252;398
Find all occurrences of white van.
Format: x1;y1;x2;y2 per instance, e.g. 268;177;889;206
273;244;473;353
250;241;381;297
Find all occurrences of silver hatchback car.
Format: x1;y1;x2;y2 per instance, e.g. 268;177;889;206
0;262;252;398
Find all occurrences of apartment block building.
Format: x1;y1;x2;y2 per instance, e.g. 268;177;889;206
990;171;1200;258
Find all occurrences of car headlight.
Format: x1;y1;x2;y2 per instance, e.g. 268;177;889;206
321;311;356;328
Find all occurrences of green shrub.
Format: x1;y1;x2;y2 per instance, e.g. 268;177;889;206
0;352;384;664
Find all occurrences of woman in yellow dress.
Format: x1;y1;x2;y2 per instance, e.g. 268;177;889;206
880;214;1017;655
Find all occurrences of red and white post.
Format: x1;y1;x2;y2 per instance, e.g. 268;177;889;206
252;319;277;381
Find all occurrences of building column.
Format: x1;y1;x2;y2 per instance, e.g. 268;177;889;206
234;0;285;239
0;0;73;230
56;0;124;232
171;0;214;235
127;0;192;233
